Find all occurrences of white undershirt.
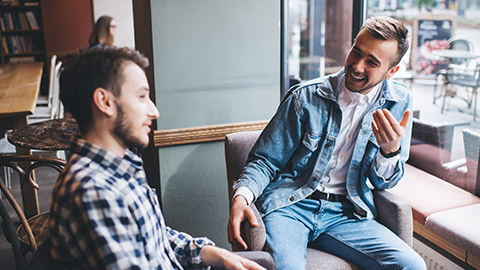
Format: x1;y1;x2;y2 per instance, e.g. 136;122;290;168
317;76;399;194
235;76;399;204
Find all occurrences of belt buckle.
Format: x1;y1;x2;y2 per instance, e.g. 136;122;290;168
325;192;330;201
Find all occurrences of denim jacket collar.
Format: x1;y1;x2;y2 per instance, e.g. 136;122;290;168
314;69;405;104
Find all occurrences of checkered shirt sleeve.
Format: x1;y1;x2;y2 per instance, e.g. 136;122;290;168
49;139;214;269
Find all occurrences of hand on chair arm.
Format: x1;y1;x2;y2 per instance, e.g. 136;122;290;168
228;195;258;250
200;245;266;270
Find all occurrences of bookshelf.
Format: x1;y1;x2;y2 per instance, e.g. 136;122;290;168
0;0;46;64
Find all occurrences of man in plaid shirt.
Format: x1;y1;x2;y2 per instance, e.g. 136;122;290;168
48;46;265;270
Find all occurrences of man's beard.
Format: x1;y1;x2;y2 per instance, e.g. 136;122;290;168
113;105;148;150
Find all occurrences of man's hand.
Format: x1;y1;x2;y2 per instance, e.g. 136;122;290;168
227;196;258;250
200;245;266;270
372;109;411;154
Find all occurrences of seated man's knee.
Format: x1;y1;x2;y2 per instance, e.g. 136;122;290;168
392;248;426;270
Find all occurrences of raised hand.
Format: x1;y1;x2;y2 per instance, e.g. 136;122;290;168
371;109;411;155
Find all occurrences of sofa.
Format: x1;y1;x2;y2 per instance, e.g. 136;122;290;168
392;119;480;268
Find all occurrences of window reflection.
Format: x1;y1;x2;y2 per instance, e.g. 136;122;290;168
287;0;352;82
287;0;480;193
367;0;480;194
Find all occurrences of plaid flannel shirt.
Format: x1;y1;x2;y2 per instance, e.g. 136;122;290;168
49;138;214;269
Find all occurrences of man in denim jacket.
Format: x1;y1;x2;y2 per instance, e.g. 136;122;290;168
228;16;426;269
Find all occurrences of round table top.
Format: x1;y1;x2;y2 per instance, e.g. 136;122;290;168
8;117;80;151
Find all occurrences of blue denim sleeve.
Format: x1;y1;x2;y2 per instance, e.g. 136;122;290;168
235;88;306;198
366;90;413;190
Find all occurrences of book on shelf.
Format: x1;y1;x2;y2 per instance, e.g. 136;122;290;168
24;11;38;29
18;12;28;29
11;12;20;29
8;35;18;53
0;0;20;7
0;15;5;30
5;12;14;30
18;35;27;52
1;36;9;54
23;2;39;6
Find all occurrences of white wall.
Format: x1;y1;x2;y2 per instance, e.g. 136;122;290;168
151;0;280;248
92;0;135;48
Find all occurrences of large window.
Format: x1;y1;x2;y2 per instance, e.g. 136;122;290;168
368;0;480;193
286;0;480;194
287;0;353;84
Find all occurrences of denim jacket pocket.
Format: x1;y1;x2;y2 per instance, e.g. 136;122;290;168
293;131;321;167
302;131;320;152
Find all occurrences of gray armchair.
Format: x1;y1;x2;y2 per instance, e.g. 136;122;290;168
407;118;471;190
408;118;456;175
225;130;414;269
462;129;480;196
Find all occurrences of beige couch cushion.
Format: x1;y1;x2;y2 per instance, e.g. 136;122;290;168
425;204;480;258
389;164;480;224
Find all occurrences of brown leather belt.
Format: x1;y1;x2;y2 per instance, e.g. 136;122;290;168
307;190;348;202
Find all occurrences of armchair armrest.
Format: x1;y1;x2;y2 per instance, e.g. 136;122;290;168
239;204;267;252
373;190;413;247
211;251;276;270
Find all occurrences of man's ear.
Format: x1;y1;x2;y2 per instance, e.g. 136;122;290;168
92;88;115;116
385;65;400;80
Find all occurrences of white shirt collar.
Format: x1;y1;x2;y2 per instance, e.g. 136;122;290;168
338;76;382;105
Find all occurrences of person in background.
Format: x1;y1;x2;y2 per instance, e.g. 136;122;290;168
228;16;426;270
48;45;265;270
88;15;116;47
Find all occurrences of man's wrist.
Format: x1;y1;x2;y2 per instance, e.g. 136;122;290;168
380;146;401;158
233;194;249;205
233;186;254;205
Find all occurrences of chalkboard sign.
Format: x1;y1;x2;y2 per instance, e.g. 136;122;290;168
410;14;456;77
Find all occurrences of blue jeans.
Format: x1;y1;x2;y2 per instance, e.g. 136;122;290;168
263;198;426;270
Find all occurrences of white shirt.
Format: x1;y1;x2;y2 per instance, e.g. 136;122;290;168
317;77;399;195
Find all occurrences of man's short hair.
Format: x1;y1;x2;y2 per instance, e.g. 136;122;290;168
60;46;149;134
361;16;409;67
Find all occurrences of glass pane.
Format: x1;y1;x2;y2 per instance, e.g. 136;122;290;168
287;0;353;84
367;0;480;195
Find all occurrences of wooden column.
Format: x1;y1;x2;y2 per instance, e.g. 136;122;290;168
324;0;353;71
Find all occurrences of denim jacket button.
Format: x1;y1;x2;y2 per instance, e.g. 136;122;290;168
326;142;332;147
312;176;318;181
289;195;295;201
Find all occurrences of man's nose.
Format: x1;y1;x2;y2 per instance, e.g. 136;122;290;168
352;58;366;73
148;99;160;119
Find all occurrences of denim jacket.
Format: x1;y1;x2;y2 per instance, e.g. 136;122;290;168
235;70;413;219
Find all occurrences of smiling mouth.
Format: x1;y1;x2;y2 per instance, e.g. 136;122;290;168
350;72;365;81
